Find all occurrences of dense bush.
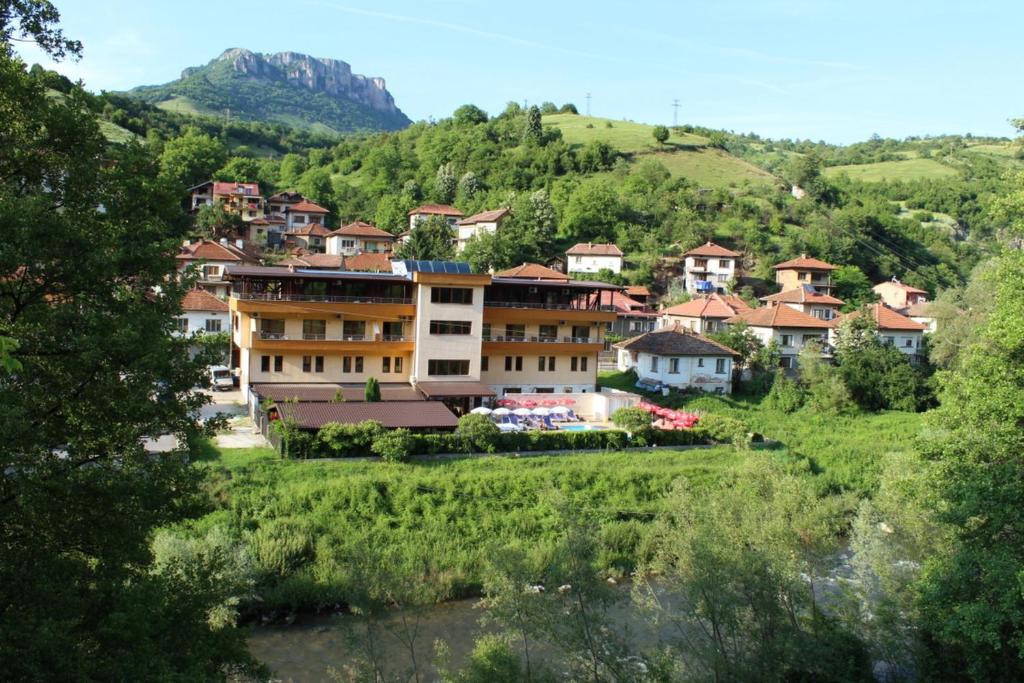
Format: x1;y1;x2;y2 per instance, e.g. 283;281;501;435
695;413;752;448
371;428;415;463
763;370;805;413
611;406;653;432
315;420;384;457
456;413;500;453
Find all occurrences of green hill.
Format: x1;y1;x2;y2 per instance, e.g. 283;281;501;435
823;158;958;182
543;114;778;188
124;48;411;135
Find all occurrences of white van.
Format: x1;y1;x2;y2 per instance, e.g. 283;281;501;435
208;365;234;391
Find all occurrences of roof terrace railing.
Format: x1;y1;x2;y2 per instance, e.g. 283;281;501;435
484;300;616;312
237;292;413;305
483;335;598;344
254;332;406;343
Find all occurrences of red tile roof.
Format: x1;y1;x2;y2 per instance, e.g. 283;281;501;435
625;285;651;297
415;381;496;398
267;191;304;203
760;286;845;306
494;262;568;280
773;255;838;271
212;181;260;196
683;241;741;258
615;326;739;356
277;254;346;269
176;239;256;264
342;252;393;272
727;305;833;329
662;294;750;319
904;302;933;317
408;204;464;217
289;200;330;214
286;223;332;237
252;383;423;402
874;278;927;294
277;400;459;430
251;214;287;225
458;207;510;225
181;288;228;312
566;243;624;257
329;221;395;239
831;303;926;331
607;291;655;316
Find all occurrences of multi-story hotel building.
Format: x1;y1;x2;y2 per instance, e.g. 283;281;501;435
225;260;619;414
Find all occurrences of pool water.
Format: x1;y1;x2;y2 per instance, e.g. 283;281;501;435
558;424;606;431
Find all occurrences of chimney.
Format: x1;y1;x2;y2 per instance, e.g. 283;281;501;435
183;239;190;246
235;239;245;250
800;253;807;259
220;238;228;246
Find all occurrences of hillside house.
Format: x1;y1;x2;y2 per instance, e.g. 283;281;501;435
773;255;838;295
186;181;265;221
829;303;927;360
873;277;928;310
326;221;396;256
276;252;394;272
408;204;465;231
605;291;657;336
760;285;844;321
566;243;624;274
726;305;833;369
286;200;330;230
659;294;751;333
625;285;651;305
175;288;231;358
247;214;287;246
266;191;304;216
494;262;569;281
284;223;331;253
456;208;511;252
682;242;741;294
615;325;738;394
175;238;259;298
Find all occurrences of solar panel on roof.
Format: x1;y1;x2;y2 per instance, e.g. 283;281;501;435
400;260;471;274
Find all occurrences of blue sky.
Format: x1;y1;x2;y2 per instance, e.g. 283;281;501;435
16;0;1023;143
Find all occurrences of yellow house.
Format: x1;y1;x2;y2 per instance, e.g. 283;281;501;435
773;255;838;295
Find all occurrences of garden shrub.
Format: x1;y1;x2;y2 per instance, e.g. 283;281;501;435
697;413;751;448
764;369;805;413
371;428;415;463
611;406;653;432
249;519;314;576
315;420;384;457
456;413;500;453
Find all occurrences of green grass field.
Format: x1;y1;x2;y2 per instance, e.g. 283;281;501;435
823;158;958;182
155;95;222;118
544;114;777;187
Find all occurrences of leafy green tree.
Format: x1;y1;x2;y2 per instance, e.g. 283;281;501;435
371;428;415;462
364;376;381;402
915;251;1024;680
374;193;411;234
213;155;260;183
158;125;227;188
832;264;878;310
193;201;245;239
522;105;542;145
296;166;334;216
611;406;652;433
278;152;307;188
457;170;480;199
435;162;457;204
452;103;488;126
397;215;455;261
0;18;256;678
462;229;518;273
799;343;855;415
558;178;624;241
456;413;500;453
652;125;669;145
763;369;805;412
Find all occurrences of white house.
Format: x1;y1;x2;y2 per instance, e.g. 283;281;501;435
326;221;396;256
284;223;331;253
175;238;258;299
681;241;741;294
175;289;231;359
566;243;624;274
286;199;330;229
659;294;751;333
726;304;833;369
828;303;927;360
873;277;928;310
456;207;510;252
407;204;465;231
759;285;845;321
615;325;739;394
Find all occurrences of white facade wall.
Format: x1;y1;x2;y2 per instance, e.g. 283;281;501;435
746;325;830;366
567;254;623;274
410;284;485;383
456;221;499;252
827;328;924;356
619;350;732;394
683;256;735;293
173;310;230;337
780;302;840;321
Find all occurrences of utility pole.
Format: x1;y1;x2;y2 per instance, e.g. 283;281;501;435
672;99;679;127
225;108;231;125
585;92;591;117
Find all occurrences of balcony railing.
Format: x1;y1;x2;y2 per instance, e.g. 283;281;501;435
484;300;616;312
256;332;406;343
237;292;413;305
483;335;597;344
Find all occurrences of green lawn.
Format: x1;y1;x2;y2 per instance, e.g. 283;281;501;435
649;146;778;187
543;113;708;152
823;158;958;182
155;95;222;117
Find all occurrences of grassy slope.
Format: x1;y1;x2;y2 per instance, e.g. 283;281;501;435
47;88;137;144
544;114;778;187
823;158;958;182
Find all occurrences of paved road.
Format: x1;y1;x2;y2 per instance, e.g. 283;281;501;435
199;388;271;449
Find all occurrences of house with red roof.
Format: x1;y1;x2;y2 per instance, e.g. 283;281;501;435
726;304;834;369
408;204;465;231
773;254;838;295
566;243;624;274
660;294;751;333
287;199;330;231
186;181;265;222
494;262;568;280
174;288;231;358
456;207;511;252
614;325;739;394
176;238;259;298
606;291;658;336
682;241;742;294
828;303;928;360
760;284;845;321
873;277;928;310
284;222;332;253
266;191;304;216
247;213;287;246
326;221;396;256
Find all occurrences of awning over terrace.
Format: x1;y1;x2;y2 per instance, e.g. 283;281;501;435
274;400;459;430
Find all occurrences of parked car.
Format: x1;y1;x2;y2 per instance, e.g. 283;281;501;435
208;365;234;391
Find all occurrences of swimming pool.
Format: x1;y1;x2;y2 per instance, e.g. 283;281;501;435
558;424;607;432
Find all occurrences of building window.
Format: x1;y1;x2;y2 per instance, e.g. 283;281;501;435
341;239;356;249
515;356;523;371
715;358;726;374
571;357;578;372
174;318;188;333
343;356;351;373
780;356;793;369
261;355;270;372
581;356;588;372
535;387;554;393
697;358;704;367
571;325;590;341
504;324;525;340
355;356;364;373
718;259;731;269
538;356;546;372
261;319;285;339
205;319;222;333
293;215;306;224
274;356;283;372
315;356;324;373
650;356;659;372
505;356;512;371
302;355;312;372
481;356;489;371
383;357;391;373
202;264;220;278
781;334;793;347
394;357;403;373
883;336;894;346
427;359;470;376
431;287;474;304
803;334;820;344
904;338;913;347
539;324;557;341
548;356;555;371
504;387;522;395
342;320;366;340
429;320;472;335
303;319;326;340
669;358;680;374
